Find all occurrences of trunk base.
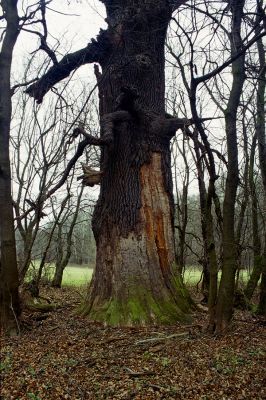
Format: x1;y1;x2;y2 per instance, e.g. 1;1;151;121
81;275;193;326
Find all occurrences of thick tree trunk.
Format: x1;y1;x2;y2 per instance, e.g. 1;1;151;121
85;153;192;324
0;0;20;333
81;1;193;325
23;0;192;324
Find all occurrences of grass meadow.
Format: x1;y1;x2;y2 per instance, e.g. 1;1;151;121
61;265;94;286
59;265;249;287
29;261;250;287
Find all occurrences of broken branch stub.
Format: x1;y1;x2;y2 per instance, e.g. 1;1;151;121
78;164;104;187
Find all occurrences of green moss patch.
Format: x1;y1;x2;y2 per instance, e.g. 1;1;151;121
81;281;192;326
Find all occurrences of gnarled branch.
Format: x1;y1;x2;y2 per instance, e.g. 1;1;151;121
25;29;109;103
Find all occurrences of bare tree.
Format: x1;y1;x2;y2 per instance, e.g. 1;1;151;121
166;0;265;331
255;3;266;315
0;0;21;332
51;185;84;288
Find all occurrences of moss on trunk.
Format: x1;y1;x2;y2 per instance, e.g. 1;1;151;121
81;276;192;326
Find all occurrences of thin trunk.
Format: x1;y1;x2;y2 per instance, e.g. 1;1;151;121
215;0;246;333
206;182;219;330
0;0;20;333
245;136;262;300
174;137;189;275
18;217;42;282
235;119;250;276
192;133;218;328
52;188;83;288
51;223;64;287
256;9;266;315
52;263;64;288
258;252;266;316
36;194;70;287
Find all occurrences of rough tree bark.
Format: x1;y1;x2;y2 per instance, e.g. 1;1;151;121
0;0;20;333
27;0;194;325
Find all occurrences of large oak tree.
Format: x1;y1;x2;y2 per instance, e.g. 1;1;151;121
27;0;195;325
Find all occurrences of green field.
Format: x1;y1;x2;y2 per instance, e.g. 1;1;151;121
28;262;94;286
183;268;249;285
59;265;249;287
29;262;250;287
62;265;94;286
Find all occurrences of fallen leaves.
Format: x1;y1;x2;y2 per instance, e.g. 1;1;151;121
0;287;265;400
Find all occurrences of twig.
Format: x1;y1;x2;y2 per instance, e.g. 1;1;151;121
135;332;189;345
9;293;20;336
124;367;155;377
150;384;169;391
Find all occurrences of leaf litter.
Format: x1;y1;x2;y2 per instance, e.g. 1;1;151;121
1;287;265;400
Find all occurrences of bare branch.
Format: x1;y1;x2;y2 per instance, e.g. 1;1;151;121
11;77;39;96
25;29;109;103
195;31;266;85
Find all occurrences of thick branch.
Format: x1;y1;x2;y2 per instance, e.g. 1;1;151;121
73;110;131;146
25;29;109;103
71;126;107;146
157;116;221;138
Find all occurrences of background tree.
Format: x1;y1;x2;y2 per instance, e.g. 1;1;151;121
0;0;20;332
51;185;84;288
166;0;265;331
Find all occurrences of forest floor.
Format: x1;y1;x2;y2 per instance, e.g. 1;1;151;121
1;286;265;400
